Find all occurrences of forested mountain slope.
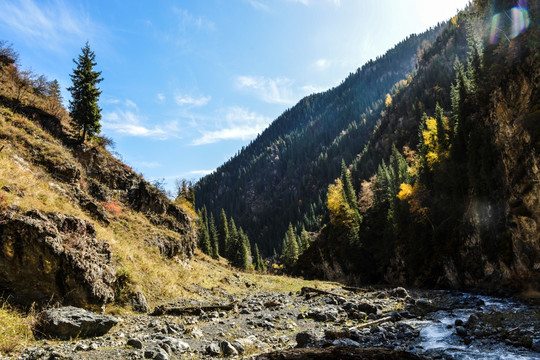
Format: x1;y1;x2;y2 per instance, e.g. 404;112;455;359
296;0;540;293
196;24;446;254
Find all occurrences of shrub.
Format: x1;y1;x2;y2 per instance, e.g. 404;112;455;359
103;201;122;217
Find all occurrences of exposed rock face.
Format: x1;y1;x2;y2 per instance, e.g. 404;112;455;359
0;209;116;307
74;145;197;260
34;306;118;340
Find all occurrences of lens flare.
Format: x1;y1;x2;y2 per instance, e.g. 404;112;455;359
510;6;530;38
489;13;502;44
489;3;530;44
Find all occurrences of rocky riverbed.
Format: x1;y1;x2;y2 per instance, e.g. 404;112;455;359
9;286;540;360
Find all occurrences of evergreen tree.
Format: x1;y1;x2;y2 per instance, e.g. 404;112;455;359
282;223;299;267
218;209;229;258
341;160;359;214
197;207;210;255
208;213;219;259
299;226;311;253
67;42;103;142
234;229;250;270
228;218;239;261
253;243;265;272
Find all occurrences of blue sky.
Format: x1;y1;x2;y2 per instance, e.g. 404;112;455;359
0;0;470;193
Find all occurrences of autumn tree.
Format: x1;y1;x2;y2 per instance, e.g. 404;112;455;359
68;42;103;142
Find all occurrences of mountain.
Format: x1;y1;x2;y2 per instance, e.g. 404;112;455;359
195;23;446;255
0;52;197;309
197;0;540;293
297;0;540;293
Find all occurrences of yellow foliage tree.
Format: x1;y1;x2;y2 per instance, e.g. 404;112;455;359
327;178;359;241
396;182;432;226
385;93;392;108
421;116;450;171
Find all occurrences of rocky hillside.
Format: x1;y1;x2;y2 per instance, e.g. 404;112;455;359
0;56;197;310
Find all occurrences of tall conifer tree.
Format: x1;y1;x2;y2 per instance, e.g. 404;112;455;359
68;42;103;142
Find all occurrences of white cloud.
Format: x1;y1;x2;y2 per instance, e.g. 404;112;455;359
187;169;215;176
0;0;95;51
284;0;310;5
314;58;331;71
174;7;215;32
156;93;166;102
236;75;296;105
102;110;179;140
301;84;326;94
125;99;137;108
247;0;270;11
191;106;271;145
174;93;211;107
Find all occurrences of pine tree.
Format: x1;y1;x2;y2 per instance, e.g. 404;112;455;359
197;207;210;255
67;42;103;142
299;226;311;253
340;160;359;214
228;218;239;261
208;213;219;259
234;229;250;270
218;209;229;258
253;243;264;272
282;223;299;267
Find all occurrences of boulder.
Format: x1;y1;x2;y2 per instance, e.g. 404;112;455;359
34;306;118;340
220;340;238;356
0;209;116;307
388;287;409;299
296;330;321;348
130;290;150;313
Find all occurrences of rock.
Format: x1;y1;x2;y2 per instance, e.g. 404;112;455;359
357;302;377;314
455;326;468;337
324;329;350;340
144;346;169;360
190;326;203;339
235;335;258;348
332;338;361;347
232;341;246;354
257;346;427;359
150;336;190;354
389;287;409;298
206;343;221;356
531;338;540;352
466;314;479;328
127;338;144;349
0;209;116;307
34;306;118;340
296;330;320;348
130;290;150;313
220;340;239;356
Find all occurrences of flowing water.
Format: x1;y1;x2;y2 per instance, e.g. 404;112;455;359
406;292;540;359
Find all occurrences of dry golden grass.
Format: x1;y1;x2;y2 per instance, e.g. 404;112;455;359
0;301;33;355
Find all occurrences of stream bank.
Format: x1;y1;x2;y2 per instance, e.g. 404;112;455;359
10;287;540;360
